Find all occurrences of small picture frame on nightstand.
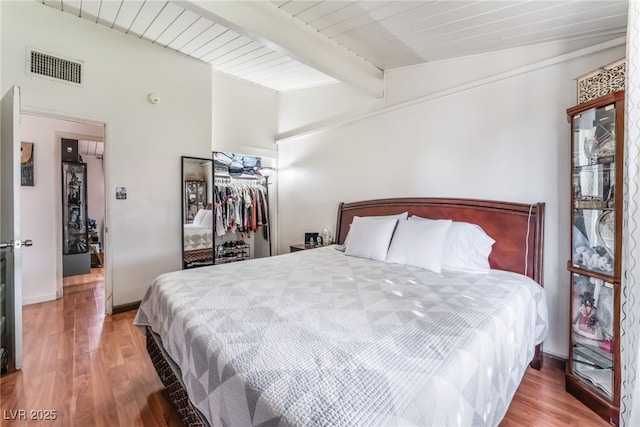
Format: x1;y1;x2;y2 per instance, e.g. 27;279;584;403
304;232;319;246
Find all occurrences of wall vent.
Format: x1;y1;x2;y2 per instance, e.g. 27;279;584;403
26;48;83;85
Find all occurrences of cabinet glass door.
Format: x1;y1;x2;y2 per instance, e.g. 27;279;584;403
571;102;616;276
571;273;615;402
62;162;88;255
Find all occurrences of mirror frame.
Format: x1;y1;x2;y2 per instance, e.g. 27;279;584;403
181;155;214;269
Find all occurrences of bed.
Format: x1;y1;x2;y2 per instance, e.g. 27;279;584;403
135;197;548;427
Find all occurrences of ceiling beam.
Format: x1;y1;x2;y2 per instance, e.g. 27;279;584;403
176;0;384;97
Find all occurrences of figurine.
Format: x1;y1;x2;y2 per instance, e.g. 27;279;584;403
573;291;604;341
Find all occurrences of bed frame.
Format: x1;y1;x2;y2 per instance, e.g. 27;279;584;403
148;197;545;426
336;198;544;282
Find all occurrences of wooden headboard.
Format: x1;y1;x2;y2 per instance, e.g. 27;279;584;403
335;198;545;286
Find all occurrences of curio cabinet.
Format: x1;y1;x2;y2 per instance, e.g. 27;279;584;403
566;90;624;425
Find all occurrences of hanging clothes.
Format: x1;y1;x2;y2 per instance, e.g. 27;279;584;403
213;178;269;238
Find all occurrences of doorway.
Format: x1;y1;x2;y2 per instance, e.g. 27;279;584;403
20;113;108;307
62;139;105;289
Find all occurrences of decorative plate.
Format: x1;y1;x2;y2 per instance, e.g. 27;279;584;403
597;211;615;256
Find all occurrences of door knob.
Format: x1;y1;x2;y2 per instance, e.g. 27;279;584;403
0;240;33;250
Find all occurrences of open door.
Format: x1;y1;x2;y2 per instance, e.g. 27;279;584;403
0;86;31;373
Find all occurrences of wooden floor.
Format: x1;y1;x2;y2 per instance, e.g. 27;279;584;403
1;268;182;426
1;270;612;426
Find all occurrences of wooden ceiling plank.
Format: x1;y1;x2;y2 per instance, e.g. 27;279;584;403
165;17;213;51
435;14;627;54
240;61;301;82
307;1;382;32
61;0;82;16
219;51;283;75
435;31;624;62
112;0;144;32
270;1;289;8
177;0;383;96
232;55;295;78
80;0;101;22
190;30;240;59
182;25;230;56
334;1;514;52
349;0;625;66
294;1;353;24
200;37;253;63
321;1;433;39
244;62;336;91
141;2;185;42
406;2;627;51
96;0;121;28
154;9;200;46
212;46;274;70
127;0;167;37
277;1;322;17
208;41;265;66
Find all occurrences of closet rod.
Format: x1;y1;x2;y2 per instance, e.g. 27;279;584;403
214;175;261;180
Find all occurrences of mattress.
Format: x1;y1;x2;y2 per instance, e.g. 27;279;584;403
184;224;213;251
134;245;548;427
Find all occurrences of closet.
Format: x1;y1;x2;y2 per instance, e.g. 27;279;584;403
213;151;272;264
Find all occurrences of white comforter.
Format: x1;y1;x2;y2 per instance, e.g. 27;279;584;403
183;223;213;251
134;246;548;427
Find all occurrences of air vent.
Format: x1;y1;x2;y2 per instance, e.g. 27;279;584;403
26;48;83;85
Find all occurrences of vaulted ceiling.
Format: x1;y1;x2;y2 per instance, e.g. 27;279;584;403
39;0;628;95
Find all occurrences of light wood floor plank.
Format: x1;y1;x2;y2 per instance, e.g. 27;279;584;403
0;269;612;426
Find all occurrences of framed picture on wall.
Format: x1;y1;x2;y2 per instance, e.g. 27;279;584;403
21;141;34;186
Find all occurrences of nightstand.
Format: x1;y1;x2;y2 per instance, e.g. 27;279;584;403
290;244;320;252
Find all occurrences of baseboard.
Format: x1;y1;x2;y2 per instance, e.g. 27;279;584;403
542;351;566;371
112;301;141;314
22;293;57;306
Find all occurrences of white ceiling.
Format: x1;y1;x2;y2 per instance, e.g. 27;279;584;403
39;0;628;94
78;140;104;158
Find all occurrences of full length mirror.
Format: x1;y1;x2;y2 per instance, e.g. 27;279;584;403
181;156;214;268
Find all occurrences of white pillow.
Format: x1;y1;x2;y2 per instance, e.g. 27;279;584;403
410;216;495;273
343;212;408;246
344;217;399;261
201;210;214;228
192;209;207;226
386;218;452;273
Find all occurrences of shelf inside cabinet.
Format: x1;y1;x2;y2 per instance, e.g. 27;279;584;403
570;272;616;403
573;361;614;401
572;208;615;275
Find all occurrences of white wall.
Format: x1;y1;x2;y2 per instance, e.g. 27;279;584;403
20;114;103;304
2;1;212;308
212;72;279;158
276;42;626;359
278;82;384;138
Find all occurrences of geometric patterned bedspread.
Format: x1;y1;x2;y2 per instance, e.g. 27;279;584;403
134;246;548;427
184;224;213;251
